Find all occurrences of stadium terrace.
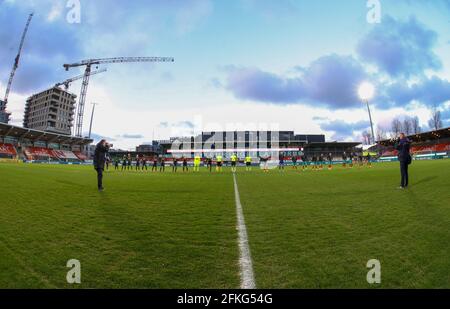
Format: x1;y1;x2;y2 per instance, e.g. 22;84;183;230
0;122;91;162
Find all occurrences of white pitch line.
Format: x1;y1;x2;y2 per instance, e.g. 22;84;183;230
233;173;256;289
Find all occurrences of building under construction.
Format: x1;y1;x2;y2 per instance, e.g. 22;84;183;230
23;86;76;135
0;100;10;124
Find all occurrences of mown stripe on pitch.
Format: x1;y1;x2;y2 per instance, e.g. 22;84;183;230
232;173;256;289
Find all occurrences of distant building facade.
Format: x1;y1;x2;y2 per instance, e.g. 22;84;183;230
0;100;10;124
162;131;327;158
23;87;76;135
136;141;161;153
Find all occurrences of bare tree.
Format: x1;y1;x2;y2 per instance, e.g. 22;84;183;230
376;125;387;142
362;131;371;145
391;118;402;137
402;117;412;136
411;116;421;134
428;105;443;131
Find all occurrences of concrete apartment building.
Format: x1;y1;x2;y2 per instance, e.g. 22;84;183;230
23;87;76;135
0;100;10;124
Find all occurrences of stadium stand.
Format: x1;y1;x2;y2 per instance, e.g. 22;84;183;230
411;142;450;154
381;149;398;157
0;143;17;159
53;150;80;161
24;147;57;161
379;127;450;160
73;151;88;161
23;147;85;162
0;123;92;163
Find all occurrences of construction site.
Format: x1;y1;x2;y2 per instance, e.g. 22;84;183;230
0;13;174;160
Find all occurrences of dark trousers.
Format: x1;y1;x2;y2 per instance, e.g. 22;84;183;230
400;161;409;187
95;168;104;189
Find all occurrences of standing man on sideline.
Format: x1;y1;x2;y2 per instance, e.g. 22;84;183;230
93;139;111;191
395;133;411;189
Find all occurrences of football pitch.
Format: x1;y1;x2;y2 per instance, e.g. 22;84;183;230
0;160;449;289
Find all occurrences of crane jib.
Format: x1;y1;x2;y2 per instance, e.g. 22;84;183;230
62;56;174;137
64;57;175;68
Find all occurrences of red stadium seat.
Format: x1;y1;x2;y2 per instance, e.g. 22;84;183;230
0;143;17;157
24;147;57;160
53;150;79;160
411;142;450;154
73;151;87;161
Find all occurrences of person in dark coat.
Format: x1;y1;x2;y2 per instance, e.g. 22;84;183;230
395;133;411;189
93;139;111;191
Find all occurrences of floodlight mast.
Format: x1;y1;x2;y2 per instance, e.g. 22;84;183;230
358;82;376;144
365;99;375;144
88;103;98;139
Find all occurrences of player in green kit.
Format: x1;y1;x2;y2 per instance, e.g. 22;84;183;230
301;154;308;171
216;154;223;172
327;153;333;170
291;155;298;170
194;155;201;172
245;155;252;171
230;153;238;172
342;152;348;168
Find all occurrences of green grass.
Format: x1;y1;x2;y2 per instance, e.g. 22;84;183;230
237;160;450;288
0;163;239;288
0;160;449;288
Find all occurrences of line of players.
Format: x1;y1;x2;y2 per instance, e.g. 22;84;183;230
290;152;372;171
106;151;372;172
106;153;249;172
107;154;189;172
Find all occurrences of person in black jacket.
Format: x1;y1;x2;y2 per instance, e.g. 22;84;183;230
93;139;111;191
395;133;411;189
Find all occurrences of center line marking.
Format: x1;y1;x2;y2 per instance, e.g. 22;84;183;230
233;172;256;289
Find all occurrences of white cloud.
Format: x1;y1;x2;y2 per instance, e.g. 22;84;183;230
46;2;63;22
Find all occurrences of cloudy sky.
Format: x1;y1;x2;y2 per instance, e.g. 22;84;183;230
1;0;450;149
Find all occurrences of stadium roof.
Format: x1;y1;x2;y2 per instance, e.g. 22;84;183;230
305;142;361;148
379;126;450;146
0;123;92;146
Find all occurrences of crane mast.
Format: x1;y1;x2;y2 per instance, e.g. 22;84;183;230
63;57;174;137
2;13;33;107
